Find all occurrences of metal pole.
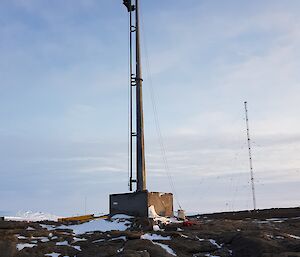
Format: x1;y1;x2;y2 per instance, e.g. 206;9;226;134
129;4;133;191
135;0;146;191
244;101;257;210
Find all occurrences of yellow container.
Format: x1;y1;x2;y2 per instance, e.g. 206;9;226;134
58;214;94;222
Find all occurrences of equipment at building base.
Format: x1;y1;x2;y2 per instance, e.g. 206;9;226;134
177;209;186;220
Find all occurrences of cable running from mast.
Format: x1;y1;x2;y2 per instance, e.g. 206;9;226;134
139;3;182;209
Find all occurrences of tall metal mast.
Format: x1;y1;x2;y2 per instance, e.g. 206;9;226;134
123;0;146;192
244;101;257;210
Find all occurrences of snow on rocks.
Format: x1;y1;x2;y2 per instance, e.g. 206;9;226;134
141;233;171;241
117;247;124;253
45;253;60;257
40;224;57;231
111;214;134;220
153;242;177;256
16;234;50;243
39;215;132;235
92;238;105;243
209;239;222;249
153;225;161;231
141;232;176;256
16;243;36;251
56;241;69;246
17;235;27;240
54;240;82;252
40;237;50;243
110;236;127;241
73;245;82;251
73;237;87;242
56;218;131;234
287;234;300;240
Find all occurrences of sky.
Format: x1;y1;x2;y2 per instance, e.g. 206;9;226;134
0;0;299;216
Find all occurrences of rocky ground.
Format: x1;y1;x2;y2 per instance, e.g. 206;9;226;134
0;209;299;257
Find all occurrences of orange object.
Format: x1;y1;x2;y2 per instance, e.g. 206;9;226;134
58;214;94;222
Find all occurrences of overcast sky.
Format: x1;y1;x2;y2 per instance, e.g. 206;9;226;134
0;0;299;216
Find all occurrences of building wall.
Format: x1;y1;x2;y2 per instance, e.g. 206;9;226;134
110;191;148;217
148;192;173;217
109;191;173;217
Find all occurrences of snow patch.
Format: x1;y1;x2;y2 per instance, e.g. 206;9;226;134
110;236;127;241
45;253;60;257
16;243;36;251
111;214;134;219
141;232;176;256
31;236;50;242
6;211;61;222
54;218;130;234
92;238;105;243
17;235;27;240
153;225;161;231
73;237;87;242
73;245;81;251
141;233;171;241
56;241;69;246
117;247;124;253
153;242;177;256
288;234;300;240
148;205;159;218
40;224;56;231
266;218;287;223
209;239;222;249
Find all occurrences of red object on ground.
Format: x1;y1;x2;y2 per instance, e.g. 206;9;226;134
183;220;194;227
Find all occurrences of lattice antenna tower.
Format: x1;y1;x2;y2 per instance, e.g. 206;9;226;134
244;101;257;210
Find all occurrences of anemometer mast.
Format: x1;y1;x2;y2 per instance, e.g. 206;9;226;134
109;1;174;218
244;101;257;210
123;0;146;192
